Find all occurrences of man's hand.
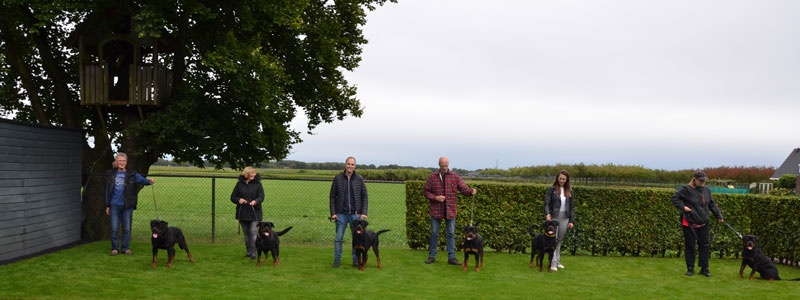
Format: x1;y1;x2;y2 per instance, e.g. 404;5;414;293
148;178;155;184
105;207;109;216
249;200;256;206
471;188;477;195
239;198;247;204
684;206;692;212
435;195;446;202
361;214;368;220
331;215;338;220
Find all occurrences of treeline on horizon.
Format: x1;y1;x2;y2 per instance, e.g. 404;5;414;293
477;163;776;183
154;159;775;183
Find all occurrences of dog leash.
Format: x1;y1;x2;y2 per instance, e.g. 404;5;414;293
469;194;476;226
722;221;742;239
151;184;159;220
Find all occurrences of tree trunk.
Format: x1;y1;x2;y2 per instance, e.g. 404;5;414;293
81;172;110;240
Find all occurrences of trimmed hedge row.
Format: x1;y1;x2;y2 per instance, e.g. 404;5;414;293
405;181;800;261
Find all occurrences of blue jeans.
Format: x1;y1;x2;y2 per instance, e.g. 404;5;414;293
429;217;456;259
109;205;133;251
334;213;359;262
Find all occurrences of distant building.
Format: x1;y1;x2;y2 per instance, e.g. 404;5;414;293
770;148;800;180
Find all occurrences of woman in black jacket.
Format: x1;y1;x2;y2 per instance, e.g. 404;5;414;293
544;170;575;271
231;166;264;259
671;171;724;277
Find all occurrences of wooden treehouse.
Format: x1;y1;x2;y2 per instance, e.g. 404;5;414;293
68;5;175;106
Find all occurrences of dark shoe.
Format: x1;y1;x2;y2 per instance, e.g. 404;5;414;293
685;270;693;276
124;250;133;256
110;250;118;256
424;257;436;264
700;270;711;277
332;260;341;268
447;258;461;265
250;254;256;260
353;261;359;267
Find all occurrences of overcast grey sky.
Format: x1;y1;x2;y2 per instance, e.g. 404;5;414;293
285;0;800;170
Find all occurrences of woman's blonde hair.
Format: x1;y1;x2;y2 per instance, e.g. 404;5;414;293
241;166;257;177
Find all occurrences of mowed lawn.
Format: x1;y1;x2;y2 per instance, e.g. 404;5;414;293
131;176;407;246
1;241;799;299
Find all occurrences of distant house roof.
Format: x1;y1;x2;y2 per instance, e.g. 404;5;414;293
770;148;800;180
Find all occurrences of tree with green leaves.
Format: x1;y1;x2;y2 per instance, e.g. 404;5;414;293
0;0;394;239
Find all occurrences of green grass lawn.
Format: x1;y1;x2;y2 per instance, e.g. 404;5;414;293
131;176;407;246
2;241;798;299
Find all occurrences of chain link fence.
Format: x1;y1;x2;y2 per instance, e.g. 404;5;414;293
89;174;407;247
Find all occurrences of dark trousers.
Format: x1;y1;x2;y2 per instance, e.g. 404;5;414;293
240;220;258;256
682;224;710;271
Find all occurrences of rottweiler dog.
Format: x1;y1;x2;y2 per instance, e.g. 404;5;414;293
352;219;390;271
740;235;800;281
529;220;559;272
150;220;195;268
255;221;292;267
462;220;485;272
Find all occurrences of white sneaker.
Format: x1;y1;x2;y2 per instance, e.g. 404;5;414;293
550;266;558;271
557;264;565;269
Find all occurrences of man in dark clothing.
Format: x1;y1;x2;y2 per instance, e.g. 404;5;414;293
671;171;724;277
423;156;476;265
329;157;368;268
105;152;154;256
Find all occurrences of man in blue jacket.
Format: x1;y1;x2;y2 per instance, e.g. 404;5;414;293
105;152;154;256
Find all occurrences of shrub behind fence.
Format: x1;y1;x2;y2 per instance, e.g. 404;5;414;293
89;174;406;247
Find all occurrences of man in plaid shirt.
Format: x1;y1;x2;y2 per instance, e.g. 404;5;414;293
424;156;477;265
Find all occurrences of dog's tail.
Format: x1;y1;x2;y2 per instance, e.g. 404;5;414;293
528;223;538;236
786;278;800;281
376;229;390;236
277;226;293;236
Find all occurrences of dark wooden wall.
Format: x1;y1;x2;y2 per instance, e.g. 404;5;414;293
0;119;82;262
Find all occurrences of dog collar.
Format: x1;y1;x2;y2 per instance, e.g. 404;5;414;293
544;232;556;238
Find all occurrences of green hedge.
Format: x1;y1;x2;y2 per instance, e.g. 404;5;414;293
405;181;800;261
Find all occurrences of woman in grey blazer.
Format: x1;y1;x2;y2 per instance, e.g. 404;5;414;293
544;170;575;271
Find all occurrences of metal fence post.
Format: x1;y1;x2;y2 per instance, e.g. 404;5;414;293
212;176;216;244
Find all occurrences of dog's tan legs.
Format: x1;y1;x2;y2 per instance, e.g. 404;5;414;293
187;252;195;263
475;254;481;272
739;263;746;279
151;254;157;268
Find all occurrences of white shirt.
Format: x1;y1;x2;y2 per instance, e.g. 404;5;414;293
559;187;567;212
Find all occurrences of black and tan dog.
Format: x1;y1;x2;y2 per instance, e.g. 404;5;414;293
255;221;292;267
740;235;800;281
529;220;559;272
352;219;389;271
462;220;484;272
150;220;195;268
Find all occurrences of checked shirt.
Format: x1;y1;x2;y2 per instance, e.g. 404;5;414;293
424;171;473;219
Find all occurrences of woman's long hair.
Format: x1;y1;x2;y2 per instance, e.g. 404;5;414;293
552;169;572;197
